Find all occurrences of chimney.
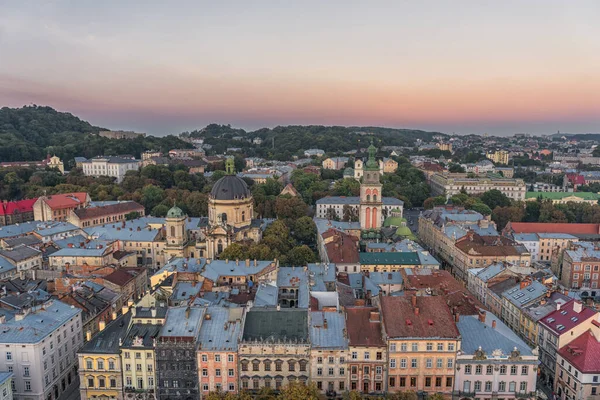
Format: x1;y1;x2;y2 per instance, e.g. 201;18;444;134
122;306;129;315
492;320;497;329
454;312;460;323
99;320;106;331
478;309;486;323
236;259;239;266
520;279;531;290
112;311;118;320
86;331;92;341
573;301;583;314
225;259;229;264
411;295;417;307
323;319;328;329
369;311;380;322
557;303;562;311
414;307;420;316
151;308;157;318
185;307;191;319
246;259;250;267
254;259;257;266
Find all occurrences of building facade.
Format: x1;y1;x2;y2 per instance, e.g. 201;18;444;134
81;157;141;183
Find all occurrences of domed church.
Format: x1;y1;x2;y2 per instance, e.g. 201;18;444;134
163;158;267;260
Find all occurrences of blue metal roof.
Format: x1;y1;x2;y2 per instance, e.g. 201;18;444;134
309;311;348;349
198;306;243;351
0;300;81;343
457;314;532;356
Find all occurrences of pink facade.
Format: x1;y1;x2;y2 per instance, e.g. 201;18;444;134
198;351;238;394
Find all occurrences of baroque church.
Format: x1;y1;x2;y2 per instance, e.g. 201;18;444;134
163;158;268;260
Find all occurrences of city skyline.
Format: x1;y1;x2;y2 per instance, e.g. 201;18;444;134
1;1;599;136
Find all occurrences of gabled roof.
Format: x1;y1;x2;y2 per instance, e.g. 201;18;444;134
41;193;89;209
73;201;144;220
345;307;385;347
539;299;597;335
558;330;600;373
506;222;600;236
0;199;36;216
381;295;460;339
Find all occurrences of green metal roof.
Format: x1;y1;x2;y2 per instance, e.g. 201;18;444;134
525;192;600;200
359;251;421;265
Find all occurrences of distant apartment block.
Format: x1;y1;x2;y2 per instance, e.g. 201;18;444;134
98;130;146;139
486;150;509;165
81;156;141;183
33;192;91;222
68;201;145;228
429;173;526;201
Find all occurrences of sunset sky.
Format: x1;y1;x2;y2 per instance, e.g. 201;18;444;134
1;1;599;136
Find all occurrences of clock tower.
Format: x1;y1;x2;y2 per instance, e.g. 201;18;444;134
360;140;383;230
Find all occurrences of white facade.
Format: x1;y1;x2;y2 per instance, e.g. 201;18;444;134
0;374;13;400
0;301;83;400
81;157;140;183
315;198;403;222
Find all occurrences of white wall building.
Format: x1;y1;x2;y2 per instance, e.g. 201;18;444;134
81;157;140;183
0;300;83;400
315;197;403;222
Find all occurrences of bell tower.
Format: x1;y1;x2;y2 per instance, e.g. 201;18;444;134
360;140;383;230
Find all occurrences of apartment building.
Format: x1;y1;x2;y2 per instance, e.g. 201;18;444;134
0;199;36;227
33;193;91;222
382;296;460;397
345;307;386;394
309;311;348;395
68;202;145;228
78;313;131;400
500;280;548;334
455;313;538;400
197;307;244;394
555;329;600;400
429;173;526;201
322;157;349;170
453;232;531;282
560;242;600;289
156;306;204;400
239;309;310;391
486;150;509;165
81;157;140;183
315;197;404;222
538;300;598;387
0;300;83;400
467;262;514;306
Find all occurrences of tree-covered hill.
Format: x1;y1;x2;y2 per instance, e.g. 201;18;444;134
0;106;191;165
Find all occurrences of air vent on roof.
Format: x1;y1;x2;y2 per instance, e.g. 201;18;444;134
527;287;535;292
561;310;568;315
571;317;578;322
557;325;565;331
547;318;556;323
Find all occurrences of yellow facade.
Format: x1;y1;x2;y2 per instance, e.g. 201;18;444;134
486;150;509;165
387;339;459;396
79;353;124;400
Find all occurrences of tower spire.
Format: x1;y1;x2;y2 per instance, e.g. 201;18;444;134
225;157;235;175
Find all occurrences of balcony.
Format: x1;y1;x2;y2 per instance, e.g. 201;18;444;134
514;391;535;399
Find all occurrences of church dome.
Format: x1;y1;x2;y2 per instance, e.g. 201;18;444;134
166;205;185;218
210;175;251;201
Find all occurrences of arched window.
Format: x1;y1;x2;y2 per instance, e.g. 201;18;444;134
241;211;246;222
365;207;371;229
217;240;223;255
372;208;378;227
170;226;175;237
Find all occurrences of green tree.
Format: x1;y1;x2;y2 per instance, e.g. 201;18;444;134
275;195;309;220
286;245;317;266
492;205;525;230
150;204;169;217
218;243;247;260
423;196;446;209
292;216;317;246
141;184;165;211
480;189;511;209
468;202;492;216
278;381;320;400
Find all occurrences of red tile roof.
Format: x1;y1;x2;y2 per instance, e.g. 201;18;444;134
381;295;460;339
402;269;485;316
102;269;136;287
558;330;600;373
0;199;36;216
324;230;359;264
74;202;144;220
506;222;600;235
566;173;586;186
539;300;597;335
345;307;386;347
43;193;89;209
455;232;527;257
